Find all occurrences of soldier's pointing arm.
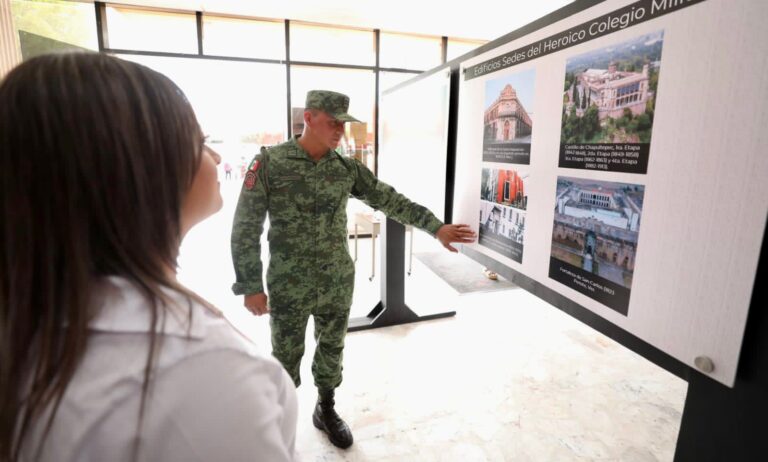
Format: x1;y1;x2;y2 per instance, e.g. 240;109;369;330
231;153;269;296
350;158;443;236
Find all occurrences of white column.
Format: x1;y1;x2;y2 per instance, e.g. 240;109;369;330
0;0;22;79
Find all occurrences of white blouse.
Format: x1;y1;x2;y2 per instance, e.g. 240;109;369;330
21;277;299;462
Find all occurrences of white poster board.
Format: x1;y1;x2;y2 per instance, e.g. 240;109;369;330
453;0;768;386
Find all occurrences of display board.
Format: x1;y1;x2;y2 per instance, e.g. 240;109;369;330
379;70;451;222
453;0;768;386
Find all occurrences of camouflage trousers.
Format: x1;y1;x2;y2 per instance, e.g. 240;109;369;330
269;300;352;391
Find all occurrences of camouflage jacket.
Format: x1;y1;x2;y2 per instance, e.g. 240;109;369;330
230;137;444;299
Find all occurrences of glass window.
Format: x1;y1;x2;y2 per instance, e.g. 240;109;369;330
380;71;419;94
11;0;98;59
290;65;375;166
106;7;197;54
380;32;441;71
378;70;450;223
117;55;287;173
290;23;374;66
203;15;284;60
446;38;487;62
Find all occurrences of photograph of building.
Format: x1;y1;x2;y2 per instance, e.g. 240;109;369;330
550;177;644;289
482;69;536;164
484;84;532;143
480;167;528;210
560;30;663;144
480;200;525;245
574;62;650;120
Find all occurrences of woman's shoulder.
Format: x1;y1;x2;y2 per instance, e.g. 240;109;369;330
87;276;267;368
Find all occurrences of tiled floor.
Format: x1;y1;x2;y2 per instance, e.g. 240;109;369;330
178;179;687;461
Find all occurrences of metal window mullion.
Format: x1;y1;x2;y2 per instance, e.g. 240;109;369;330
374;28;380;176
196;11;203;55
441;36;448;64
94;2;108;51
285;19;292;140
288;60;376;71
101;48;284;65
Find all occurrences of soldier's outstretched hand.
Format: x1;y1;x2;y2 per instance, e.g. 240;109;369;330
244;292;270;316
436;224;477;253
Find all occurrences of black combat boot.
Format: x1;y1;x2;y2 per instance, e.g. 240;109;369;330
312;389;353;449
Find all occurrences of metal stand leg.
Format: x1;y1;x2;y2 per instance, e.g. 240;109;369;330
348;219;456;332
353;223;358;262
407;226;414;276
370;232;376;281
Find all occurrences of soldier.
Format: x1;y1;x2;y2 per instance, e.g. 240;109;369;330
231;90;476;449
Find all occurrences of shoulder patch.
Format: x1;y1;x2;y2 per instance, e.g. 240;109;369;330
244;170;257;190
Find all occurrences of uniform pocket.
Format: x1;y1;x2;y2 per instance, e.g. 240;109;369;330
270;174;302;191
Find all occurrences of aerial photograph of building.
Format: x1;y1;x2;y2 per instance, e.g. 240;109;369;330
550;177;645;289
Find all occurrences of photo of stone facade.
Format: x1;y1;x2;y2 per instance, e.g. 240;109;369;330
482;69;536;164
550;177;644;289
484;84;532;144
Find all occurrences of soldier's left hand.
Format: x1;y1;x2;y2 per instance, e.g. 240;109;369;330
436;224;477;253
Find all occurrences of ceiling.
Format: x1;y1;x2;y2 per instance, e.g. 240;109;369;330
106;0;575;42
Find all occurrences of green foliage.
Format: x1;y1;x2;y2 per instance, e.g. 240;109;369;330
648;68;659;94
564;72;574;92
583;105;600;140
11;0;97;59
636;113;651;131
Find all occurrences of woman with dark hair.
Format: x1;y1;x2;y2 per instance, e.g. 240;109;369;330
0;53;298;461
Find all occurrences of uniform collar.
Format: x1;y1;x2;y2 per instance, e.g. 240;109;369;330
288;136;338;164
87;276;219;339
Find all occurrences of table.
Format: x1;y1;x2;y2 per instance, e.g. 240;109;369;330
353;212;414;280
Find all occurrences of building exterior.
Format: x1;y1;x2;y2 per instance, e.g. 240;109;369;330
482;168;527;209
495;169;526;209
557;185;641;232
551;217;637;273
480;201;525;243
575;62;651;120
552;183;642;277
484;84;532;142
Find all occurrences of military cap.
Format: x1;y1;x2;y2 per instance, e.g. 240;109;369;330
305;90;362;123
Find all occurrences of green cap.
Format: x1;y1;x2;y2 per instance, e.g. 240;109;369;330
305;90;362;123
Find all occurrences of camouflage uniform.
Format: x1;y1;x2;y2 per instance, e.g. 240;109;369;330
231;93;443;392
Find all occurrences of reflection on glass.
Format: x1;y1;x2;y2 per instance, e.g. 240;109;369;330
447;38;487;62
290;23;374;66
380;71;419;95
290;65;375;170
117;54;287;176
381;71;453;316
106;7;197;54
379;70;450;222
203;16;284;60
380;32;441;71
11;0;97;59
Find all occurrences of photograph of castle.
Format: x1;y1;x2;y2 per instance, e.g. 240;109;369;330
560;30;663;145
480;168;528;210
482;69;536;164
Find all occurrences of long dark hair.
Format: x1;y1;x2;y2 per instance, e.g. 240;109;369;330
0;53;204;460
